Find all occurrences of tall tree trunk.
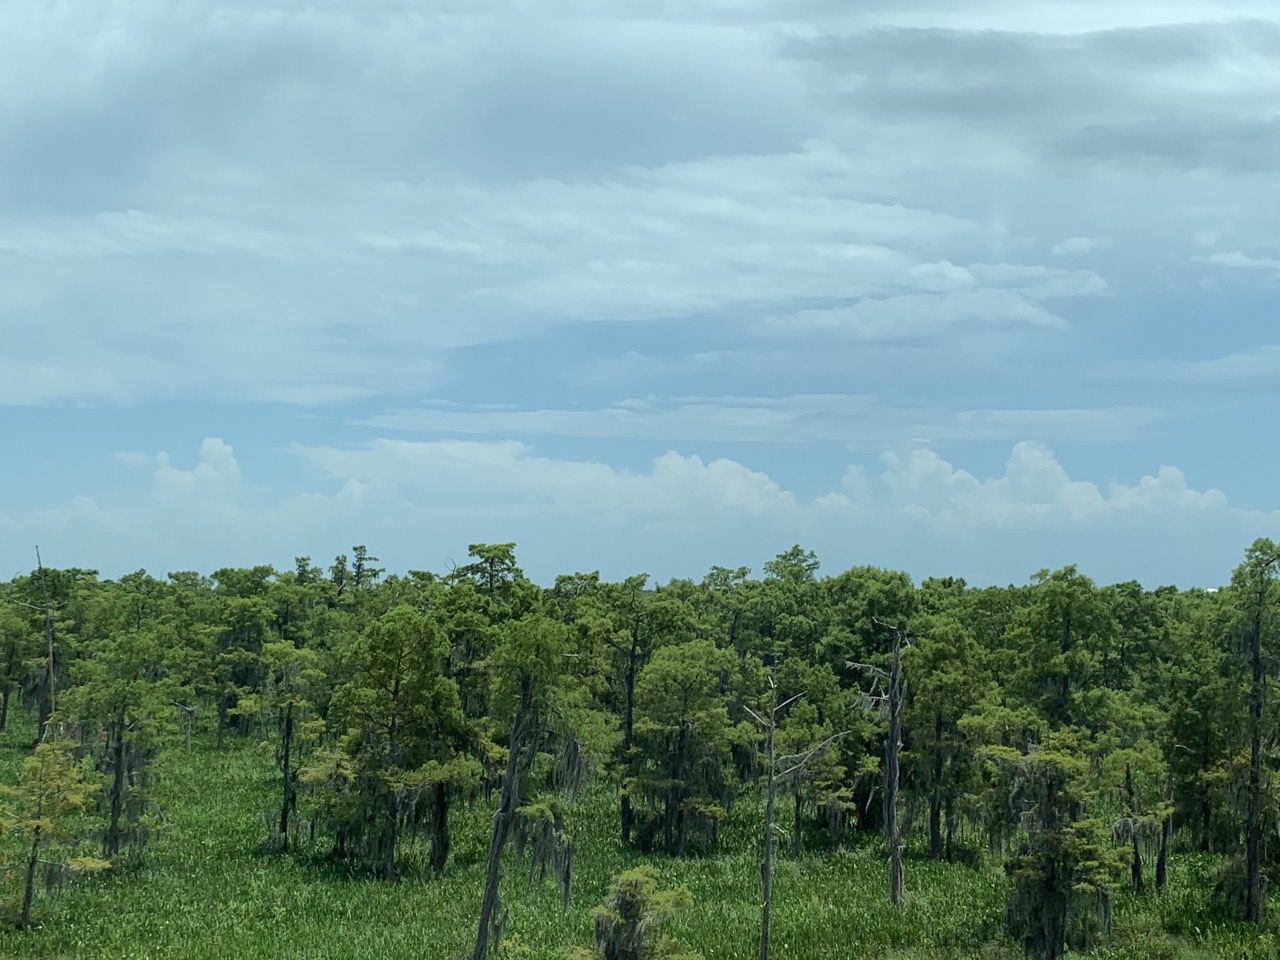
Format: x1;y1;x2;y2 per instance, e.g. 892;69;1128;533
383;680;400;880
1125;763;1143;893
105;711;127;858
37;549;56;743
885;628;904;906
0;686;10;733
472;694;529;960
278;702;294;852
760;715;777;960
1245;590;1265;924
430;781;451;873
929;711;944;859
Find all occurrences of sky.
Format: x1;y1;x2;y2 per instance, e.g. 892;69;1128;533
2;0;1278;589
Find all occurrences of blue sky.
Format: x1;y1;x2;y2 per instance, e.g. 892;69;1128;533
2;0;1278;588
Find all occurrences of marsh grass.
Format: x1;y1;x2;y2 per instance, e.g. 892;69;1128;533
0;718;1275;959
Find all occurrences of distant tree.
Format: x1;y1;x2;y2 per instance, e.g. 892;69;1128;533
234;640;327;852
630;638;742;856
64;573;178;859
312;605;474;878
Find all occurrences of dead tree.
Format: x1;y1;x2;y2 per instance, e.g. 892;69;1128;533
849;618;910;906
744;673;846;960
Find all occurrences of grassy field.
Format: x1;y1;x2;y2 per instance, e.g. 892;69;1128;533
1;719;1276;959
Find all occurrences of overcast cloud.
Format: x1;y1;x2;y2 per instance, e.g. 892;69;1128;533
2;0;1277;587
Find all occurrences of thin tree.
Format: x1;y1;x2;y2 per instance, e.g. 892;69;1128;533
848;618;908;905
471;613;573;960
744;674;846;960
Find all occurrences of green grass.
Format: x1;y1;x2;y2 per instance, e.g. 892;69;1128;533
1;718;1276;960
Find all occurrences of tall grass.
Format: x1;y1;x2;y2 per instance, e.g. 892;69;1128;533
1;718;1275;959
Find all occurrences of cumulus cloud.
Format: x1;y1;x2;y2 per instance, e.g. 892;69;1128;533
4;436;1275;587
153;438;241;502
293;439;803;522
881;442;1230;531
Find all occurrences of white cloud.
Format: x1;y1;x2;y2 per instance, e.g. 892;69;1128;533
5;436;1275;587
881;441;1233;531
357;394;1163;446
1051;236;1109;256
769;288;1068;339
293;439;803;522
153;437;241;502
1204;250;1280;271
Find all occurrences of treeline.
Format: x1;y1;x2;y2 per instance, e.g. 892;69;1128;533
1;540;1278;960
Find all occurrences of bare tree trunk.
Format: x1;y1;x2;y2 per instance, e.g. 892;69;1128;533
760;712;777;960
37;548;56;742
472;698;528;960
885;628;904;906
0;686;10;732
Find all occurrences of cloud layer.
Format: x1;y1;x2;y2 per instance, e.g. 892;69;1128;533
2;0;1277;587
